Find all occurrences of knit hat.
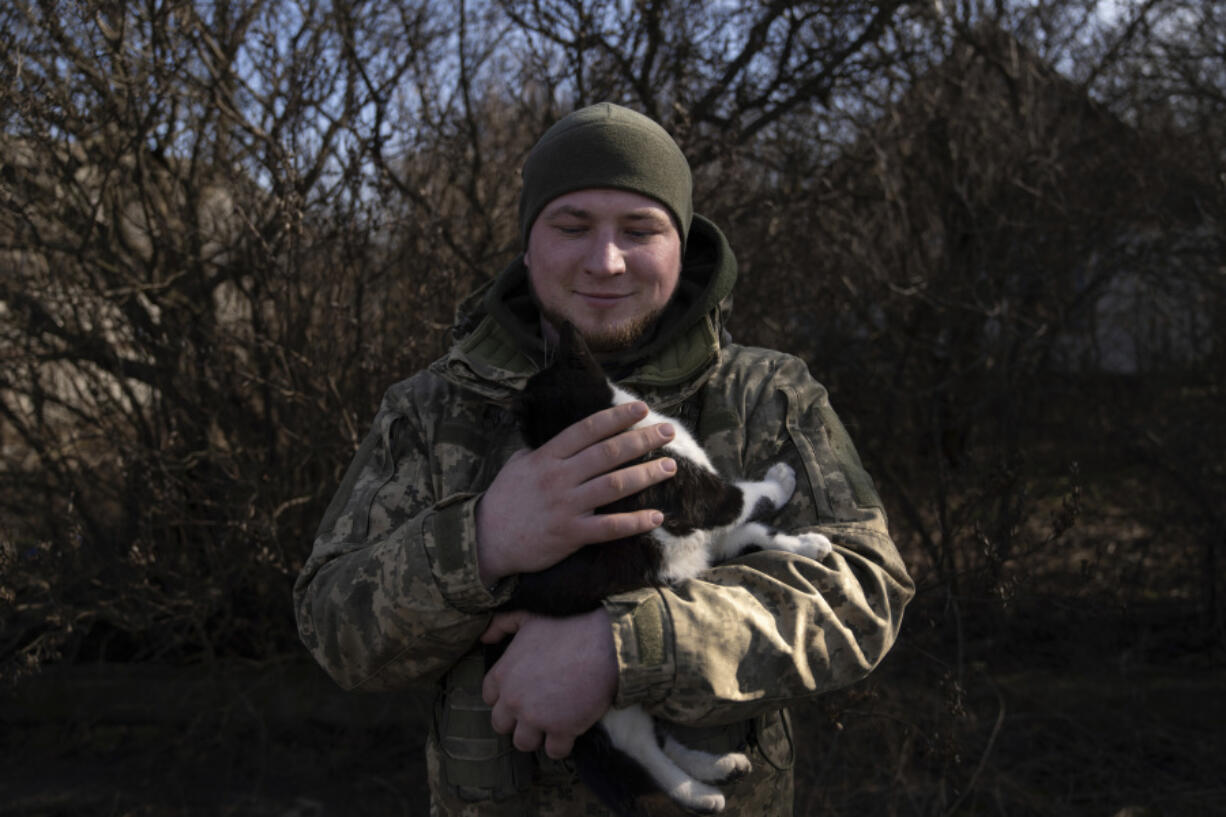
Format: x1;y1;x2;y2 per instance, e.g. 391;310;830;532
518;103;693;247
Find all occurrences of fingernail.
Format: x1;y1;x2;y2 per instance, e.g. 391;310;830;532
650;511;664;526
661;458;676;474
660;423;675;439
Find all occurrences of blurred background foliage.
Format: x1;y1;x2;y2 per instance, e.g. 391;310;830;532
1;0;1224;814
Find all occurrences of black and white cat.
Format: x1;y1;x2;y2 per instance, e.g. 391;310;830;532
495;321;832;816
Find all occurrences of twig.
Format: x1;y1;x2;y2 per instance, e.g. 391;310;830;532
941;669;1006;817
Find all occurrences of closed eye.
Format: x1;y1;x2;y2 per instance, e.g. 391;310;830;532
622;214;671;241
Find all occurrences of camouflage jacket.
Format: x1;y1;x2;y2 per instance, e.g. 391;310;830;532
294;217;914;815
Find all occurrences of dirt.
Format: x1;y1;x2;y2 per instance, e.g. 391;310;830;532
4;654;1225;817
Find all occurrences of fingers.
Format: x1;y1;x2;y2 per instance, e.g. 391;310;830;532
479;400;678;577
482;635;556;755
560;419;677;511
537;402;679;521
490;704;566;756
575;454;676;511
480;610;530;644
512;723;544;753
488;695;513;732
544;733;575;760
568;420;676;479
488;698;544;752
545;401;654;460
572;507;667;545
482;662;500;708
488;695;573;757
481;611;612;763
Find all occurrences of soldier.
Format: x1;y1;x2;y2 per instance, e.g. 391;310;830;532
294;103;914;815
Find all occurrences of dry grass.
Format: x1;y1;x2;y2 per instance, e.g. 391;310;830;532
2;587;1223;817
790;637;1226;817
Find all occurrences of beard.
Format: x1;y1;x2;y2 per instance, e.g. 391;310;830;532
530;281;676;355
537;303;667;354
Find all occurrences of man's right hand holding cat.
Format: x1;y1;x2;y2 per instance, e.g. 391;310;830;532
475;399;677;586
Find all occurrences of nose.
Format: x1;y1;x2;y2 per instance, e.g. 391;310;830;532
583;232;626;277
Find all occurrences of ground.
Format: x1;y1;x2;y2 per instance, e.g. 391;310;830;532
3;601;1223;817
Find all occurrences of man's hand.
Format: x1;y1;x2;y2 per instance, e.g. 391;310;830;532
475;400;676;585
481;608;618;759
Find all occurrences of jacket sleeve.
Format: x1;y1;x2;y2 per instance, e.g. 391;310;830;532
293;376;512;691
602;351;914;723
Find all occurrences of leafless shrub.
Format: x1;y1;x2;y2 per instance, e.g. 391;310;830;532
0;2;1221;763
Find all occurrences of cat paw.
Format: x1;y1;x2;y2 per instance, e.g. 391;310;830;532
669;780;725;814
665;737;753;784
764;462;796;503
796;532;833;561
708;752;752;783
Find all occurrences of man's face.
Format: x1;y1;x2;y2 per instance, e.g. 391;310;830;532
525;188;682;354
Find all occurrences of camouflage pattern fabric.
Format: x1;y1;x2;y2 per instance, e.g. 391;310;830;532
294;299;914;814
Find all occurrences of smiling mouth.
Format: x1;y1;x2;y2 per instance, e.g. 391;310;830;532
576;292;630;300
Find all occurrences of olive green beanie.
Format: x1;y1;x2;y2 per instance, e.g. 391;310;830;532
518;102;693;247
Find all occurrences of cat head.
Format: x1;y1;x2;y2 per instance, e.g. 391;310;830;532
515;321;616;449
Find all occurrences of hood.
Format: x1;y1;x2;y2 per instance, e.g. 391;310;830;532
431;214;736;406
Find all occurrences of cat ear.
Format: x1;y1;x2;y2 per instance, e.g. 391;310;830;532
557;320;578;350
559;321;597;363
